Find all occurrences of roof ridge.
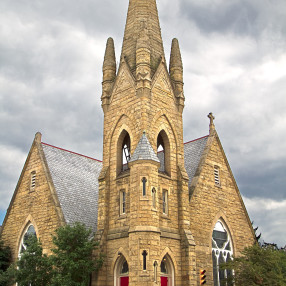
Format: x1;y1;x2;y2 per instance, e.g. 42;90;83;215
41;142;102;163
184;135;209;145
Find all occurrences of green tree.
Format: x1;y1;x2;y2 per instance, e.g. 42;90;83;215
0;237;12;286
222;243;286;286
50;222;103;286
13;235;52;286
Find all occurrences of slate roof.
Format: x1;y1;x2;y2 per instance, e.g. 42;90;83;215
129;132;160;163
40;135;208;232
42;143;102;233
183;136;209;187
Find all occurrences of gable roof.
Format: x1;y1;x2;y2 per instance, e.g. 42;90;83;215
41;143;102;233
183;136;209;187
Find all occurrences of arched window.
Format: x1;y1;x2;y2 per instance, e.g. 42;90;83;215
117;130;131;175
160;255;174;286
157;130;170;175
19;224;37;256
212;221;233;286
115;256;129;286
142;250;147;270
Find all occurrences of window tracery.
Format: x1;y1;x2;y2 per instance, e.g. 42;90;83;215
212;221;233;286
19;224;37;255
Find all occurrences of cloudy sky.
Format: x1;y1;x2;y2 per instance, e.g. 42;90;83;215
0;0;285;246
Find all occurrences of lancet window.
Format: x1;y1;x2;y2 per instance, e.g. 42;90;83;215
162;190;168;215
120;190;126;215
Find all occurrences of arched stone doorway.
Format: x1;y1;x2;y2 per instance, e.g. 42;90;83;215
114;255;129;286
160;255;174;286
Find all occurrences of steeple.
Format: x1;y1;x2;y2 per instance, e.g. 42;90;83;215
120;0;165;76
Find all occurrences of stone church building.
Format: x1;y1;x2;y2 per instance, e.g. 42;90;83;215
1;0;255;285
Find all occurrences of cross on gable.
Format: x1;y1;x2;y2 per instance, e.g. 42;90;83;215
208;112;216;133
208;112;215;125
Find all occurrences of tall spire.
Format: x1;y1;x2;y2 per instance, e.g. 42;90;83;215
120;0;165;76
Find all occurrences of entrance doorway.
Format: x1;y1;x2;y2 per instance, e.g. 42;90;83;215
120;276;129;286
160;255;174;286
115;255;129;286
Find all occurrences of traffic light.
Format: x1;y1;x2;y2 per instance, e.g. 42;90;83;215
200;269;206;285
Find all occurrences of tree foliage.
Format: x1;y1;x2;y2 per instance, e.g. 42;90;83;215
14;235;52;286
2;223;103;286
0;237;12;286
50;222;103;286
222;243;286;286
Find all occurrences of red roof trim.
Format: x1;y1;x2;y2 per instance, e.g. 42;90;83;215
41;142;103;163
184;135;209;145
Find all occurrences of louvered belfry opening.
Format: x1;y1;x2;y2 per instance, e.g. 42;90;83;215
117;130;131;175
157;130;170;175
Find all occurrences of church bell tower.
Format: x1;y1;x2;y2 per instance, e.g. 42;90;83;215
96;0;196;285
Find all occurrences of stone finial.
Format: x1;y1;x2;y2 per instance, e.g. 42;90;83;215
208;112;215;133
35;132;42;143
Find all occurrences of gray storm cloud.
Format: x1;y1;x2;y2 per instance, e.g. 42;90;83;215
0;0;285;246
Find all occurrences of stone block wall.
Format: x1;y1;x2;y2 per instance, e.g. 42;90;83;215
1;142;62;260
189;135;255;285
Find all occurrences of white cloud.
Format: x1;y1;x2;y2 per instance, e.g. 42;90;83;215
243;196;286;247
0;145;26;209
0;0;285;245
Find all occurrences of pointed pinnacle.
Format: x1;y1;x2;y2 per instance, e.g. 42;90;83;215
103;37;116;69
170;38;183;70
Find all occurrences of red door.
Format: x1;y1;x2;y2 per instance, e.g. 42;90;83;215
161;276;168;286
120;276;129;286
